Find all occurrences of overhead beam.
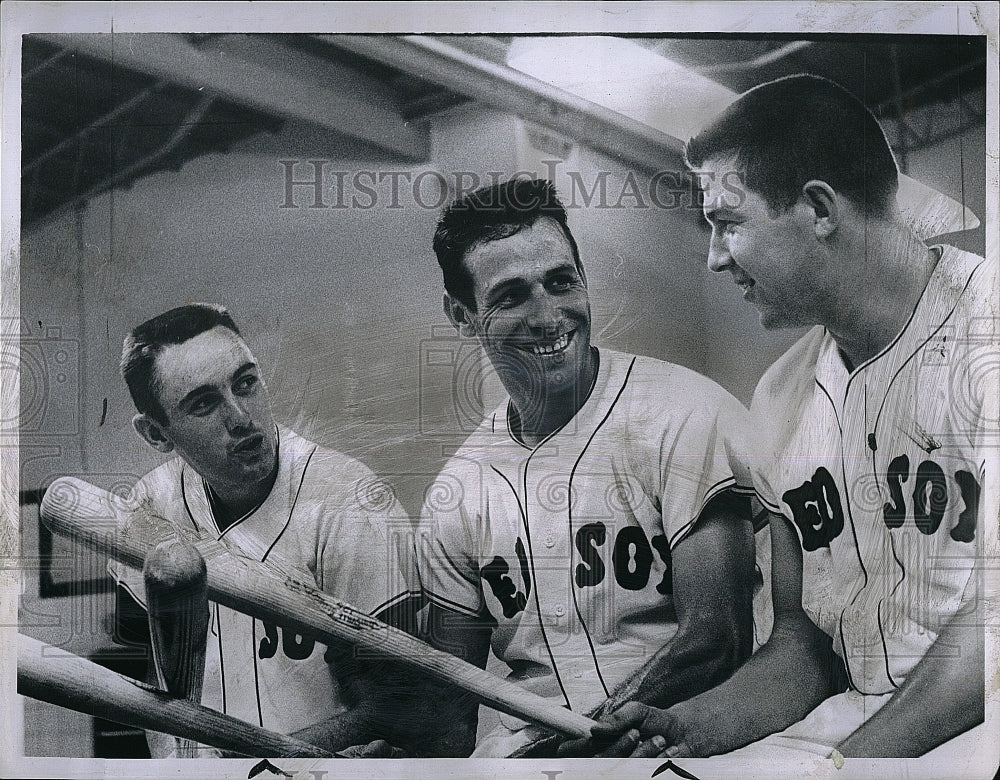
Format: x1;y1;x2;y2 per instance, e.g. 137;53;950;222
23;82;166;175
319;34;685;172
34;33;429;160
881;85;988;155
873;57;986;118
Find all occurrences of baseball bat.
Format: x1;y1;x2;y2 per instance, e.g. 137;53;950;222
144;539;210;758
40;476;598;739
17;633;332;757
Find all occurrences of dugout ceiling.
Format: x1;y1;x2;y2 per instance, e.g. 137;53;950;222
20;33;988;229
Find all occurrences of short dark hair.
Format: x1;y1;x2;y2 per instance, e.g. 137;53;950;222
685;74;898;218
121;303;240;425
432;178;582;310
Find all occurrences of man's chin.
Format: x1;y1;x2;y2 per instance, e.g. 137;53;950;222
485;334;585;397
758;309;813;331
757;307;791;331
238;447;278;481
517;370;594;410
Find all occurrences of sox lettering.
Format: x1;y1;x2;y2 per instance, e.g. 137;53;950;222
783;458;981;550
482;538;531;619
483;524;673;618
258;622;332;662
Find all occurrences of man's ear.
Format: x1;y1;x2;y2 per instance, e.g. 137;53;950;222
133;413;174;454
443;293;478;338
801;180;839;239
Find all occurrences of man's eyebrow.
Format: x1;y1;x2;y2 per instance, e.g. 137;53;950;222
486;263;579;298
178;362;256;407
544;262;580;276
178;383;217;408
485;276;526;299
231;361;257;380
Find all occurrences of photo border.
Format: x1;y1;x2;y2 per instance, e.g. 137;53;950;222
2;2;997;779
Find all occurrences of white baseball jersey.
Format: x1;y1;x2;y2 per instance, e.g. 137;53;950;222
419;349;753;734
751;246;994;695
110;425;416;737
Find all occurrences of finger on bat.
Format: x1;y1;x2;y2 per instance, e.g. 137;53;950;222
595;728;642;758
628;735;668;758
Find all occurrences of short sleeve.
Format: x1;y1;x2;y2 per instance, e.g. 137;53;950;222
108;559;147;607
311;463;419;619
633;369;754;548
416;458;485;617
745;393;784;516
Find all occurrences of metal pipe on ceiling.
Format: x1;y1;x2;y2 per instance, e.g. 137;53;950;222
319;34;686;173
23;82;167;175
873;57;987;117
695;41;813;75
34;33;430;161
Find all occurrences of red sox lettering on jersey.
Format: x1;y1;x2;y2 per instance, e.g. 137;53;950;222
112;426;416;736
481;502;676;612
752;246;992;695
420;349;752;713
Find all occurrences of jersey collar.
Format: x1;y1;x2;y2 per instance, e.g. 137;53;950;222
815;245;984;393
181;425;314;564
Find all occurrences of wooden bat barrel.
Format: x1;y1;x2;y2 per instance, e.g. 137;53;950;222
17;633;332;757
40;476;598;740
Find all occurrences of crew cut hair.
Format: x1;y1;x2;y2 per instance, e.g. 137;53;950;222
685;74;899;218
121;303;240;425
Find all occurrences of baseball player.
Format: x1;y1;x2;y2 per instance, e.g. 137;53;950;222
418;178;762;757
110;303;419;756
566;75;993;763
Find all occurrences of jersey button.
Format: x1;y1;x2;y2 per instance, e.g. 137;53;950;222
554;605;565;616
545;535;556;548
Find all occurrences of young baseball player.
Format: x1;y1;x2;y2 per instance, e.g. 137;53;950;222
417;178;762;757
110;303;419;756
564;75;993;762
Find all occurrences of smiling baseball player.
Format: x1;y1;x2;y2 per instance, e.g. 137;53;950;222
110;303;418;756
417;178;761;757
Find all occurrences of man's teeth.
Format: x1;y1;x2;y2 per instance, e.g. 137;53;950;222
529;332;570;355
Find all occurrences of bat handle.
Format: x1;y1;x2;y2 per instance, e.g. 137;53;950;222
144;539;210;758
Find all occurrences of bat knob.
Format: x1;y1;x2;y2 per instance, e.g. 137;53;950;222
144;540;207;590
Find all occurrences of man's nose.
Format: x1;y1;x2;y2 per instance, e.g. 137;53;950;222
707;231;733;273
524;289;562;334
223;395;253;430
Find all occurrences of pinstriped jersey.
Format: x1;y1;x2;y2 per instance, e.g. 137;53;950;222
111;426;416;736
751;246;994;695
418;348;753;716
